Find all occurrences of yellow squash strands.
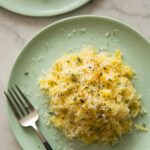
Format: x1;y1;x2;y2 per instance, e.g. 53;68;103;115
39;48;142;144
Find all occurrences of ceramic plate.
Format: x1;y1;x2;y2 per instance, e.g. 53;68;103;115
0;0;90;17
7;16;150;150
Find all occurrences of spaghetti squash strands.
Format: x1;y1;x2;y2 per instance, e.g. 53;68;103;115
39;48;142;144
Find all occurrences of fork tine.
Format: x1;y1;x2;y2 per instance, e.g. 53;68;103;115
12;87;30;113
8;89;26;116
4;91;21;119
15;85;34;110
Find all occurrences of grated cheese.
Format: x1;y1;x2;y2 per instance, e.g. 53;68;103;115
39;48;142;144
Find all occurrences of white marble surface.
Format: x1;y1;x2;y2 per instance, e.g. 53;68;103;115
0;0;150;149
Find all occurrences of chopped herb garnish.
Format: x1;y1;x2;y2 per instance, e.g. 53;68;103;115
71;73;78;82
99;84;104;89
77;57;82;62
90;90;94;94
76;57;83;64
48;112;55;115
58;93;64;97
73;97;77;101
142;123;146;127
95;127;100;131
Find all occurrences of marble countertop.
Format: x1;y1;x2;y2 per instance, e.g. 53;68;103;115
0;0;150;149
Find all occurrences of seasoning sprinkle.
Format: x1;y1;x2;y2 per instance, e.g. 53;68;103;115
24;72;29;76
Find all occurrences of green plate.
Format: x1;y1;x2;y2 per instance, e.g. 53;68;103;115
0;0;90;17
7;16;150;150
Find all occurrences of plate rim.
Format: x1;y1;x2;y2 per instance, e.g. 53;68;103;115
0;0;90;17
6;15;150;149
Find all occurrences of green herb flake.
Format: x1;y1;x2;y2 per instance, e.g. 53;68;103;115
48;112;55;115
76;57;83;63
142;123;146;128
24;72;29;76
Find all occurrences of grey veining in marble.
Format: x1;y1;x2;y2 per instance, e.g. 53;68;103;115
0;0;150;149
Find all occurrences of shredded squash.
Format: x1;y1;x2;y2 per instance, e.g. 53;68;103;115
39;48;141;144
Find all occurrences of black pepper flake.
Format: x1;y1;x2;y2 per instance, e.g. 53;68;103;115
88;66;92;69
100;72;103;76
24;72;29;76
80;99;84;103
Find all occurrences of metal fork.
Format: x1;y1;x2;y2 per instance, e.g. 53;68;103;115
4;85;53;150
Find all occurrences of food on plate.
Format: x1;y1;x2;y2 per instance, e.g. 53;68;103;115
39;48;142;144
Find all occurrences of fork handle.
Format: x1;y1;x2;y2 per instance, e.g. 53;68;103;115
43;141;53;150
32;123;53;150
